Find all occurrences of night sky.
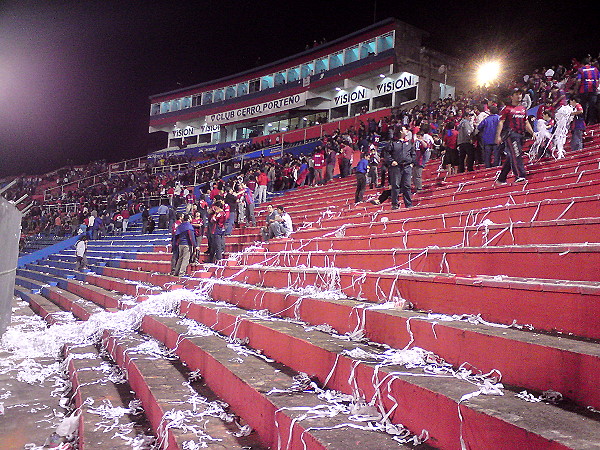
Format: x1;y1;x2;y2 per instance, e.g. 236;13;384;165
0;0;597;177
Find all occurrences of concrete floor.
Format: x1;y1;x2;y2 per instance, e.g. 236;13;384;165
0;297;68;449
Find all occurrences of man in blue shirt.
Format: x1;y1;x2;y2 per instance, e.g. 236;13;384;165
354;152;369;203
477;105;501;167
171;214;197;276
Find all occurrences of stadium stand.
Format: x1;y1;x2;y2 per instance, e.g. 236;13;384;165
8;116;600;447
3;26;600;449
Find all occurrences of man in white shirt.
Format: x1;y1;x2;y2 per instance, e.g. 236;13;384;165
75;235;88;271
276;206;293;237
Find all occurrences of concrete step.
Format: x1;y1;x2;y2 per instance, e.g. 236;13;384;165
238;244;600;282
290;194;600;240
139;314;419;449
0;297;74;449
191;277;600;411
174;297;600;449
214;264;600;341
12;287;156;449
102;330;266;449
65;344;156;449
40;270;411;449
266;217;600;252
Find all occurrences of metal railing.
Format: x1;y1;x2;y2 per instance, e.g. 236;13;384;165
43;156;147;201
37;135;320;214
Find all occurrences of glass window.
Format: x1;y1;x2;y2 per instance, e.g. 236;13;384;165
160;102;170;113
377;32;394;53
331;105;348;120
373;93;392;109
171;99;181;111
249;78;260;93
192;95;201;107
274;71;286;86
264;121;280;134
185;135;198;145
151;103;161;115
182;97;192;109
329;51;343;69
395;86;417;105
237;82;248;96
350;99;369;116
225;86;236;100
261;75;274;90
345;46;359;64
213;88;224;102
315;57;329;73
287;66;299;82
360;40;376;59
300;62;314;78
202;91;213;105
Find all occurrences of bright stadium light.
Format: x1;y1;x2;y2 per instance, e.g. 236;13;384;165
476;61;501;86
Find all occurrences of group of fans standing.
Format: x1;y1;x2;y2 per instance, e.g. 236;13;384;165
316;54;600;209
15;53;599;263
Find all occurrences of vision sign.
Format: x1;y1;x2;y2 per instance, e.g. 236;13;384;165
333;87;369;107
375;73;418;95
169;124;220;139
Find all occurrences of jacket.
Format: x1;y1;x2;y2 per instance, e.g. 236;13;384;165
173;221;196;247
385;140;416;167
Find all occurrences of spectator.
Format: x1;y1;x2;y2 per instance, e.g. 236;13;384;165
413;130;429;192
367;145;380;189
261;204;283;241
575;56;599;125
171;214;196;276
442;123;459;174
385;125;415;210
141;206;150;233
457;111;476;172
157;202;169;229
255;170;269;204
495;88;534;184
75;235;88;271
354;152;368;203
276;205;293;237
569;96;585;152
207;200;227;263
478;105;502;167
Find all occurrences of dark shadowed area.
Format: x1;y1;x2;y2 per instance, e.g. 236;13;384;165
0;0;597;176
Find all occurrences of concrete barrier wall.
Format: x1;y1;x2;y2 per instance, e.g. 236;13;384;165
0;197;21;336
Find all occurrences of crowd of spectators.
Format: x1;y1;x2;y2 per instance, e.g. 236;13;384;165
10;52;599;249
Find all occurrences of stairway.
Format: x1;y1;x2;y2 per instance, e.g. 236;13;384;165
11;126;600;449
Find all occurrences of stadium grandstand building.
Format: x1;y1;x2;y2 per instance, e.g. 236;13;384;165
148;17;462;152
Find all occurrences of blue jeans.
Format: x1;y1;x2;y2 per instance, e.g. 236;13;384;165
224;210;236;235
571;129;583;152
483;144;500;168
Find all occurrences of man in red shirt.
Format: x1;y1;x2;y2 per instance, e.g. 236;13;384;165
255;171;269;204
575;57;599;125
495;89;534;184
340;143;353;178
312;148;325;185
